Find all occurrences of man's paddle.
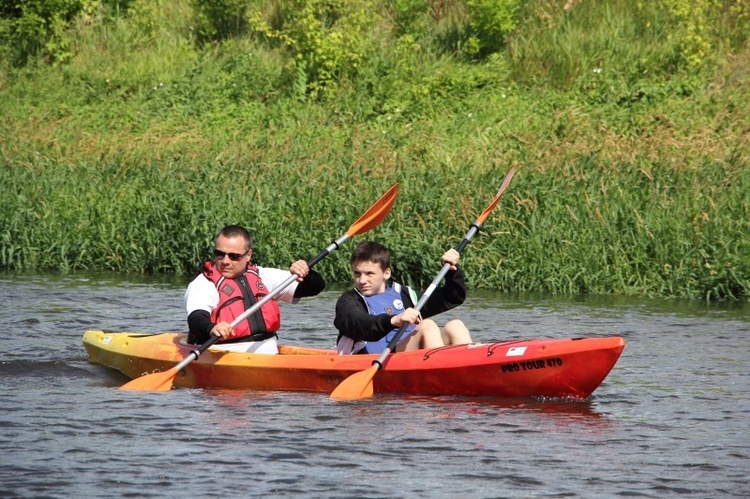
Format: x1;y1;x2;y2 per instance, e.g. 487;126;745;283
119;183;400;392
329;169;515;401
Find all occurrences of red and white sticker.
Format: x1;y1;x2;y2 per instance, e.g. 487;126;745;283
506;346;527;357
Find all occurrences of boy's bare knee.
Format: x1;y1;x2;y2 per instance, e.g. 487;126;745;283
417;318;439;332
444;319;467;330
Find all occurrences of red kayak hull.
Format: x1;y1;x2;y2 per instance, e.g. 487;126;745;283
83;330;625;398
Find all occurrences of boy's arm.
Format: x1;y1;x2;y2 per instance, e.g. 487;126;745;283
334;291;394;342
420;267;467;318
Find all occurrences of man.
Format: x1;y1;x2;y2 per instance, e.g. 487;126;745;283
185;224;325;354
334;241;472;355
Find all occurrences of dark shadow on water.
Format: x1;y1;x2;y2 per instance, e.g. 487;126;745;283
467;289;750;318
391;393;603;415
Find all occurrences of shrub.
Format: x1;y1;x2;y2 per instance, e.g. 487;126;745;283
192;0;249;43
0;0;92;66
248;0;378;98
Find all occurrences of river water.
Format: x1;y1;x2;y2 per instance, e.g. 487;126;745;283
0;272;748;497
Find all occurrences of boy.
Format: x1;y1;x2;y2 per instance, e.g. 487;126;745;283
334;241;472;354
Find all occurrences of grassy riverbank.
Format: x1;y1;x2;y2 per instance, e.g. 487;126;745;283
1;0;749;300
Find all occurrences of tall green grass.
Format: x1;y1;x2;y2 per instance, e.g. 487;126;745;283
1;0;748;300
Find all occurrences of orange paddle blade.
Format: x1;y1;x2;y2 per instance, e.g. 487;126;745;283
346;183;400;237
475;168;515;226
119;366;179;391
329;365;379;401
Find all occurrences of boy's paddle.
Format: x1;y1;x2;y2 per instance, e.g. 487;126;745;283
119;183;400;391
330;169;515;401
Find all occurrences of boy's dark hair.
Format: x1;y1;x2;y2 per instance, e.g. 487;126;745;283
350;241;390;270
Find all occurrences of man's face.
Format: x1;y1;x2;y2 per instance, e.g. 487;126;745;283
351;260;391;297
214;234;251;278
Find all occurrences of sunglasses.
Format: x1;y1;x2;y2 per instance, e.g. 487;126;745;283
213;249;250;261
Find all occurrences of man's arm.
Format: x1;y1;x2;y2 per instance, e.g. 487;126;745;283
185;275;218;345
187;309;214;345
293;269;325;298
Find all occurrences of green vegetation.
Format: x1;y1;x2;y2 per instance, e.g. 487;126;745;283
1;0;748;300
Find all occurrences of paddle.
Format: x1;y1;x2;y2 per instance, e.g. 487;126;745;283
119;183;400;392
329;169;516;401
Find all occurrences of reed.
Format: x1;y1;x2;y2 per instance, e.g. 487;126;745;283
1;0;748;300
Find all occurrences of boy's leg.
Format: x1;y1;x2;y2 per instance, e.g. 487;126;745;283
441;319;472;345
396;319;443;351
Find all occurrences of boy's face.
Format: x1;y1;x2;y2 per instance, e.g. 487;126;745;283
351;260;391;297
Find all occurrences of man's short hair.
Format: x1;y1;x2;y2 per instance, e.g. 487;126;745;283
216;225;253;251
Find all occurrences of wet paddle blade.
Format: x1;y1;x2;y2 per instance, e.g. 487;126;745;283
119;366;179;391
475;168;515;226
346;183;400;237
329;365;378;401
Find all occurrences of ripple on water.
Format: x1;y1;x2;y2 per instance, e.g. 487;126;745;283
1;275;749;497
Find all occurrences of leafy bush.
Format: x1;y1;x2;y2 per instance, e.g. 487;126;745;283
192;0;249;43
248;0;377;98
387;0;519;58
0;0;93;66
466;0;520;57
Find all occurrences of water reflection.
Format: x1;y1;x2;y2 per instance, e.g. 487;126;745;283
393;394;611;428
197;388;613;434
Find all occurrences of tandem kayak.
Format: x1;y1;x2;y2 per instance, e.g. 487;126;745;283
82;330;625;398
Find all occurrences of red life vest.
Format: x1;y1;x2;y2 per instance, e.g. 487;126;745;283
202;263;282;341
